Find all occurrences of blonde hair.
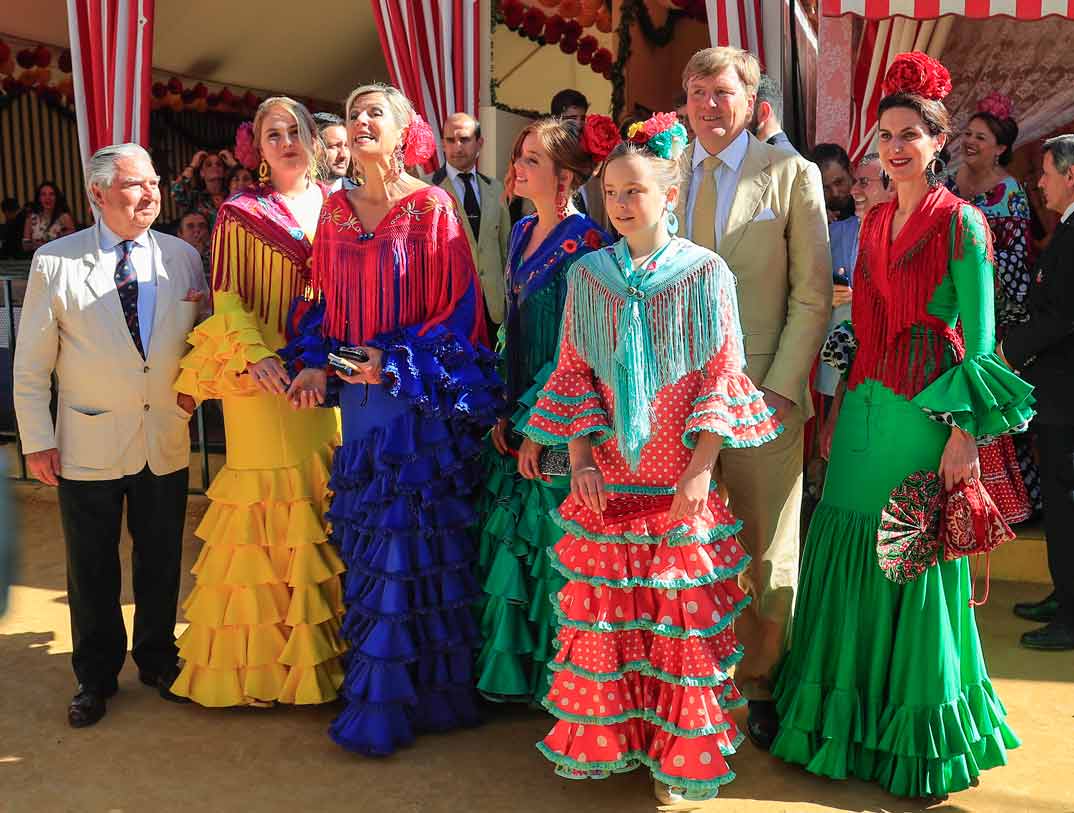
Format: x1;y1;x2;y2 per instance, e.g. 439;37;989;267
503;118;594;200
345;83;416;131
253;96;323;180
601;142;683;193
682;47;761;97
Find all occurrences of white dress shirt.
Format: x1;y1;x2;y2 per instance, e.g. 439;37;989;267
447;163;482;207
1061;200;1074;225
685;129;750;249
99;221;156;354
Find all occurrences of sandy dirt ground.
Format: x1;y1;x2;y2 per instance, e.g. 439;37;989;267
1;482;1072;813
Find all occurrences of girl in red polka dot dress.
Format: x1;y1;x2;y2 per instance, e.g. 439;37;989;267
522;113;782;804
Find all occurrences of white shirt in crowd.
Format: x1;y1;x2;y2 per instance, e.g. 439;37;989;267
1061;200;1074;225
98;220;156;354
685;128;750;250
446;162;482;206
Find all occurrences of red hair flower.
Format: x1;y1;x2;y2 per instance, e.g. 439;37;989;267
562;239;579;254
882;51;951;101
584;228;603;249
579;114;622;164
403;114;436;166
977;91;1014;122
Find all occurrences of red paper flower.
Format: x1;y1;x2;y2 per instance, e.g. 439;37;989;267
882;51;951;101
562;19;583;38
16;49;35;70
58;49;72;73
543;14;566;44
403;114;436;166
502;0;525;29
976;91;1014;122
579;114;622;164
0;41;10;63
33;46;51;68
590;48;613;75
522;7;547;37
562;239;579;254
219;88;236;105
151;81;167;99
243;91;259;108
583;228;603;249
167;76;183;94
559;36;579;55
194;82;209;99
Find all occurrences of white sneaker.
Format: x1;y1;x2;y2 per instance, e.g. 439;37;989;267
653;779;685;805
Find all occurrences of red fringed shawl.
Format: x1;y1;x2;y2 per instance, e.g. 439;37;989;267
849;185;992;397
210;183;322;332
311;186;486;346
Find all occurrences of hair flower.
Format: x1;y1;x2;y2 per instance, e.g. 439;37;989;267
882;51;952;101
403;114;436;166
579;114;622;164
234;121;259;170
976;91;1015;122
628;112;688;161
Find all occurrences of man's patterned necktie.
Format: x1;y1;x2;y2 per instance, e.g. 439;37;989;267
114;239;144;358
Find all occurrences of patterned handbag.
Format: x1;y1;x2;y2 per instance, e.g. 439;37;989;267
939;476;1015;606
876;470;943;585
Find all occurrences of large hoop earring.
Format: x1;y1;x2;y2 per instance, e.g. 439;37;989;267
258;160;270;184
926;153;946;187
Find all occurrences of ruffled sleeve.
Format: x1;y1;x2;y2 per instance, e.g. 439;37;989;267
174;290;273;400
683;283;783;449
912;205;1034;438
522;294;612;447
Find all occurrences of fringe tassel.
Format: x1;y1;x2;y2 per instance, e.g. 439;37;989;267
567;257;740;469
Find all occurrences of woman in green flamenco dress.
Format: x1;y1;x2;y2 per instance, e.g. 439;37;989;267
770;53;1032;799
474;116;612;702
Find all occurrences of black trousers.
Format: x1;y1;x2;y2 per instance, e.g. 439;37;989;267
1037;424;1074;627
57;465;188;692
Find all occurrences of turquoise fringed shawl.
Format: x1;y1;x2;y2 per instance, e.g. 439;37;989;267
566;237;744;470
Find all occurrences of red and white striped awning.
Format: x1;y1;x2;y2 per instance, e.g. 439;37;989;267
705;0;766;66
822;0;1074;19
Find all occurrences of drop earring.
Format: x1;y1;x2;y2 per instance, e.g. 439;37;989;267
666;201;679;236
556;184;569;220
258;160;270;184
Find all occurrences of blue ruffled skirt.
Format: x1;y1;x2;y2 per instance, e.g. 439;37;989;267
328;380;486;755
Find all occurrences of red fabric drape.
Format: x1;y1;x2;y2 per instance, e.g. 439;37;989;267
65;0;155;170
369;0;481;172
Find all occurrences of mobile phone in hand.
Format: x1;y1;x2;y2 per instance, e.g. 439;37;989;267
327;353;359;375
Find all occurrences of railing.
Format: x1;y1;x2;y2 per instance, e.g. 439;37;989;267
1;260;213;493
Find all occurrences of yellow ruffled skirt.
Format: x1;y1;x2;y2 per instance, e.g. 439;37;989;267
172;375;346;707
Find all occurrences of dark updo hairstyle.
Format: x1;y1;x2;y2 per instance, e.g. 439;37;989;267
503;118;594;200
969;112;1019;166
877;92;951;139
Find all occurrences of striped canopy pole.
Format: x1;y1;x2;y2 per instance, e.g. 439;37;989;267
370;0;481;172
705;0;767;66
65;0;156;173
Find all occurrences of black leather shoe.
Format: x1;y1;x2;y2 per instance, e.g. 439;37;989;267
1013;593;1058;623
139;666;192;704
746;700;780;751
68;686;108;728
1020;622;1074;651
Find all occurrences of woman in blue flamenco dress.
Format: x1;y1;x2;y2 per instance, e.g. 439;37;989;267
474;116;612;704
285;83;501;755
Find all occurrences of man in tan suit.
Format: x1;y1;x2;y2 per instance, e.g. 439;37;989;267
14;143;208;728
677;47;832;748
433;112;510;337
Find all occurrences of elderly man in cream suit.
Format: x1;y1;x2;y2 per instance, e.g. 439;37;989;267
14;143;208;728
433;112;511;336
676;47;832;749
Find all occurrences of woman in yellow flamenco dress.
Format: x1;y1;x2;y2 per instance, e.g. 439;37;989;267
170;97;346;707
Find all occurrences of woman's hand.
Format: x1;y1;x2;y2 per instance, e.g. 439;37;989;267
335;347;384;385
568;436;606;513
669;466;712;522
832;284;853;309
219;149;238;168
517;438;547;481
247;357;291;394
286;368;327;409
939;426;980;491
491;418;510;455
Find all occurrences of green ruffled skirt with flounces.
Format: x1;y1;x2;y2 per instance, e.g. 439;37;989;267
474;445;569;702
770;378;1022;798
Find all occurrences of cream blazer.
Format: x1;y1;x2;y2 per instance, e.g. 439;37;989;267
14;226;209;481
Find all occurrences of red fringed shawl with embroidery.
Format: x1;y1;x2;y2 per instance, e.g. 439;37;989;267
310;186;486;346
849;185;992;397
210;183;323;333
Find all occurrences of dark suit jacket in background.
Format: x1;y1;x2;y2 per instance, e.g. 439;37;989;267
766;131;798;155
1004;217;1074;425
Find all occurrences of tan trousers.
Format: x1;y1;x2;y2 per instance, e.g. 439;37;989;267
717;406;804;700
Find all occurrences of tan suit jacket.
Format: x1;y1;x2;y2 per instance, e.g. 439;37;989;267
14;226;209;481
436;170;511;324
580;174;612;234
678;133;832;417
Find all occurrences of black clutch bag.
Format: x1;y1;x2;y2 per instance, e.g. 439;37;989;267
509;431;570;477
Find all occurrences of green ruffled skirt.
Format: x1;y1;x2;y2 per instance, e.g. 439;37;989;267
474;445;569;702
771;379;1020;798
